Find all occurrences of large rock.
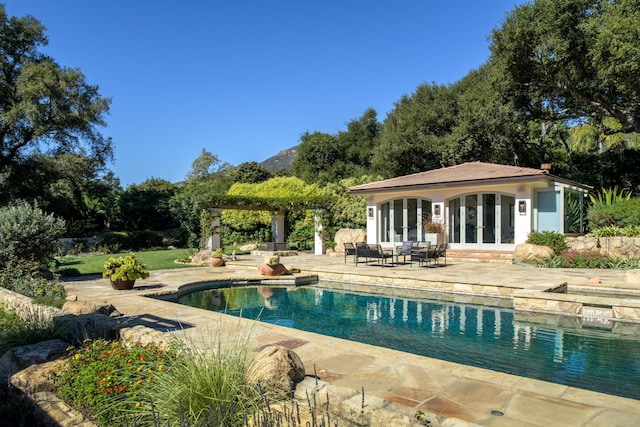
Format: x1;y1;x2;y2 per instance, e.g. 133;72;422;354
334;228;366;253
514;243;554;264
190;250;213;265
257;263;289;276
246;345;305;398
11;359;64;393
0;339;69;381
62;301;121;317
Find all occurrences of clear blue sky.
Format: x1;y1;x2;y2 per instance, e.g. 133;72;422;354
6;1;526;187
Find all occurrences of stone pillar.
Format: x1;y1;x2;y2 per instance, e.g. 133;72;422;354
272;211;286;244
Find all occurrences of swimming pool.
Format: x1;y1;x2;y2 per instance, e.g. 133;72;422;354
177;283;640;400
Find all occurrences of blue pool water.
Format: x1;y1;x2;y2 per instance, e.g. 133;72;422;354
177;283;640;400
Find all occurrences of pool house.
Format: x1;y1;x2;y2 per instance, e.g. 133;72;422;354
348;162;592;253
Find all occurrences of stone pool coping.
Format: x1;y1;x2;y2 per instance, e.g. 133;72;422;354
53;254;640;426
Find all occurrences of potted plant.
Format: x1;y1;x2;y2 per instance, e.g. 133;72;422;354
422;214;444;246
102;253;150;290
211;248;226;267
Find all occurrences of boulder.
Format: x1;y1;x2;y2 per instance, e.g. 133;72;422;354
257;263;289;276
190;250;213;265
239;243;258;251
246;345;305;398
334;229;366;253
10;359;64;393
0;339;69;381
514;243;554;264
62;301;121;317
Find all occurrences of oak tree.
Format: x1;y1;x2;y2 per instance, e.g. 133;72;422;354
0;6;112;173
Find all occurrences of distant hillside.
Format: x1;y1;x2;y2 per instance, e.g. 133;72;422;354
259;146;298;172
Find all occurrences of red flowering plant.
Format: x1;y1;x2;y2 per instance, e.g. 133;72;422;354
52;338;176;426
552;249;615;268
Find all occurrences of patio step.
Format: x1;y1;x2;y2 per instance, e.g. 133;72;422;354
446;249;514;264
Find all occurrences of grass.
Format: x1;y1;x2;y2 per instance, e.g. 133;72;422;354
54;248;201;277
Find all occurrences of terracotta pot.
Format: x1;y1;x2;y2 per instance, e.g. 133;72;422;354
211;257;226;267
110;278;136;290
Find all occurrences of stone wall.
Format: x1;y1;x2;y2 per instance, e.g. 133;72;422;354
566;236;640;259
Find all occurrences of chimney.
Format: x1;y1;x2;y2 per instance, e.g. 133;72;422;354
540;163;552;174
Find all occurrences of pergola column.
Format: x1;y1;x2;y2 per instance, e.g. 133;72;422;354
205;209;221;250
314;211;323;255
271;211;286;244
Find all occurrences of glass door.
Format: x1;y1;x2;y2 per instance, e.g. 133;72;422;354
482;194;496;244
465;194;478;244
448;193;515;248
380;198;432;244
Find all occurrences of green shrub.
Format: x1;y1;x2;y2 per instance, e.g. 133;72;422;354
526;231;569;254
0;263;67;306
130;230;164;249
94;230;165;252
0;201;65;269
586;203;616;227
587;198;640;228
93;231;125;253
591;225;640;237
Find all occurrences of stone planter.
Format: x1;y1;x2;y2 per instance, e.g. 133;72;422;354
110;278;136;290
424;233;440;246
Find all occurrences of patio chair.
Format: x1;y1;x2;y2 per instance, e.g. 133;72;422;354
395;240;416;265
364;244;394;267
434;243;448;266
344;242;357;264
410;241;431;267
355;242;369;265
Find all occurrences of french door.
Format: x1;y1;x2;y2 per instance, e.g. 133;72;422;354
448;193;515;248
379;198;432;244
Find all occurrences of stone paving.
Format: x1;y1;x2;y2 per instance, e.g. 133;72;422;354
63;254;640;426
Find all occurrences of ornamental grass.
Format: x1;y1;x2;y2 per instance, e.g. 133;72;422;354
132;328;262;426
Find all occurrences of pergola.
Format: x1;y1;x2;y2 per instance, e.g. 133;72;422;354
200;194;332;255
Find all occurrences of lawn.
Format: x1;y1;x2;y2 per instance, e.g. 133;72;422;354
55;248;201;277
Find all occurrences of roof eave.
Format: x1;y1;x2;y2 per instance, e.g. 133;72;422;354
348;174;592;195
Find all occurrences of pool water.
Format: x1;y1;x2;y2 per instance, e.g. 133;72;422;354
177;284;640;400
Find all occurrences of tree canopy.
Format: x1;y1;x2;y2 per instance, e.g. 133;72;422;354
490;0;640;134
0;5;112;173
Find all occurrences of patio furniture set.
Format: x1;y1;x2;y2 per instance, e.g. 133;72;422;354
343;241;447;267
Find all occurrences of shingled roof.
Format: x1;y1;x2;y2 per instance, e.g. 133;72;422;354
349;162;591;194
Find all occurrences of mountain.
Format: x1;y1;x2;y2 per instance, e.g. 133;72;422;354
259;146;298;172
